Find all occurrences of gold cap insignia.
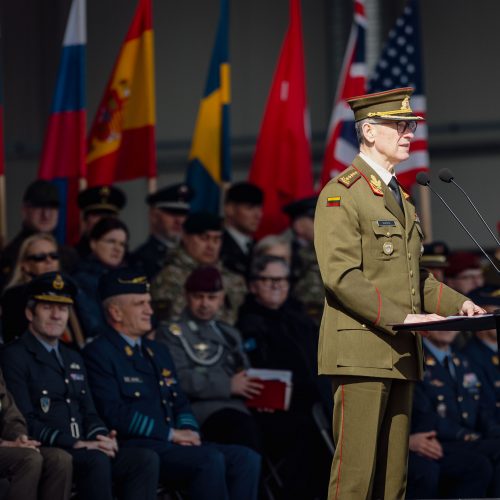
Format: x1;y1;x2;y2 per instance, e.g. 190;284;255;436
99;186;110;201
401;95;410;110
53;274;64;290
118;276;148;285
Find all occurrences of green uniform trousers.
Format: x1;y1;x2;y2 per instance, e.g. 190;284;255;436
329;376;414;500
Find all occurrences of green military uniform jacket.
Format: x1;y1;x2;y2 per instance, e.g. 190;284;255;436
156;310;251;425
0;369;27;441
150;246;247;325
314;155;466;381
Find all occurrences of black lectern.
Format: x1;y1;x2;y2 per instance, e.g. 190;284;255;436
393;313;500;351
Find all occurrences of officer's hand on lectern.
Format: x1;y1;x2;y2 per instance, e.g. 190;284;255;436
459;300;486;316
404;313;445;324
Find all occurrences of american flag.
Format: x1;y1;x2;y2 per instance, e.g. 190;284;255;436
369;0;429;192
319;0;366;188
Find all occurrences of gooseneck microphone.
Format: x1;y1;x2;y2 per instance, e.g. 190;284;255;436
416;172;500;274
438;168;500;247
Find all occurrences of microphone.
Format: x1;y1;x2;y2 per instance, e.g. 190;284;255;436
438;168;500;247
416;172;500;274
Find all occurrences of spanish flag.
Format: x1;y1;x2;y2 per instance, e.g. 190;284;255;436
86;0;156;186
186;0;231;213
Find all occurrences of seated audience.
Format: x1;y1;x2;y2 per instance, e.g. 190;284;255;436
237;255;330;500
156;266;263;452
253;234;292;264
132;183;192;279
0;272;159;500
75;185;127;259
462;285;500;421
483;221;500;286
407;329;500;498
221;182;264;277
0;180;78;291
1;234;60;344
83;268;260;500
151;212;247;325
73;217;129;338
282;196;324;325
421;241;450;282
0;366;72;500
445;251;485;295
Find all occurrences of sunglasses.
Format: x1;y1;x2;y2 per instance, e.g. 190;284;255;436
26;252;60;263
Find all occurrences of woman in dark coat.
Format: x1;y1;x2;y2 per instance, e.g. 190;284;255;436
236;255;330;500
72;217;129;338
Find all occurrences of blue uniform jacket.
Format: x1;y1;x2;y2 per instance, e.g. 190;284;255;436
0;331;108;448
462;337;500;421
83;327;199;443
412;346;500;441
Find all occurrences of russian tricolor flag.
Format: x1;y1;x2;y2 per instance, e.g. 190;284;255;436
38;0;86;245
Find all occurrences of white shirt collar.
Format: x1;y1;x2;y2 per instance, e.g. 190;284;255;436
359;152;394;186
226;226;253;254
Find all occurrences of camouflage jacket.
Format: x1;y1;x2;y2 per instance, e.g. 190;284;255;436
151;246;247;325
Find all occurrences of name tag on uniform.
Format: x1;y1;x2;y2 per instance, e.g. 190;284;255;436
70;373;85;381
124;376;143;384
377;219;396;227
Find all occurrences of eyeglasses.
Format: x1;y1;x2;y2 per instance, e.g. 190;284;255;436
373;120;418;135
253;276;290;287
26;252;60;263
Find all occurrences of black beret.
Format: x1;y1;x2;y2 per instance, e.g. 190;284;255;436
185;266;223;293
283;196;318;220
23;180;60;208
183;212;223;235
99;268;150;301
27;272;77;305
77;185;126;215
146;183;193;213
225;182;264;205
468;285;500;307
421;241;450;268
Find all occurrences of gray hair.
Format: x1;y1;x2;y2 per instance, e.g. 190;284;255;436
249;255;290;281
354;118;379;145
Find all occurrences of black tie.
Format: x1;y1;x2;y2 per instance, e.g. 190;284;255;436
388;177;404;212
50;349;63;368
444;356;455;380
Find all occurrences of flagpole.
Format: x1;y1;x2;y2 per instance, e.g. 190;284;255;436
418;183;432;242
148;177;157;194
0;174;6;249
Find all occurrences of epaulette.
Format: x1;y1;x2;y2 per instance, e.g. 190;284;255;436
338;168;361;188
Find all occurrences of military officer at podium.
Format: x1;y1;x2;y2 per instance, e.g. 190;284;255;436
314;87;485;499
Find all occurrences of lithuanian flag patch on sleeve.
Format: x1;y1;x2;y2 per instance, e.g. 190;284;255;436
327;196;341;207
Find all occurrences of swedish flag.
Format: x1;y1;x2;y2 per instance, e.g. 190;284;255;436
187;0;230;213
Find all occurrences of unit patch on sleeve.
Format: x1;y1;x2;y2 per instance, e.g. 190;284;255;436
327;196;341;207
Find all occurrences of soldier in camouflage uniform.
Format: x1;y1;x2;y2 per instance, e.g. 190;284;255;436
151;212;247;325
156;266;262;451
283;196;324;325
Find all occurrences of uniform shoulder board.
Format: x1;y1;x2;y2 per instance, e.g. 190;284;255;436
168;323;182;336
338;168;361;188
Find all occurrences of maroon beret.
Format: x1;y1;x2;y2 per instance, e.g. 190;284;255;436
445;251;482;278
185;266;223;293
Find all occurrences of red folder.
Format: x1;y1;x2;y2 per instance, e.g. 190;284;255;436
244;369;293;411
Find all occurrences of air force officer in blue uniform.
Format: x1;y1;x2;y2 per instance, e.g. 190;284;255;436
83;268;260;500
0;272;159;500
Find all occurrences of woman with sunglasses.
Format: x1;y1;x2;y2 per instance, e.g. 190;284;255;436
72;217;129;339
1;233;61;343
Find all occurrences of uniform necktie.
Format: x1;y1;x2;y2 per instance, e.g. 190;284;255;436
50;348;63;368
388;177;404;212
444;355;456;380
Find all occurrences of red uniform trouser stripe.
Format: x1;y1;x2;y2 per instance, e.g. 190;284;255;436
335;384;345;500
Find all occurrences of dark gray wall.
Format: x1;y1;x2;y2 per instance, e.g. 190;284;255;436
1;0;499;249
